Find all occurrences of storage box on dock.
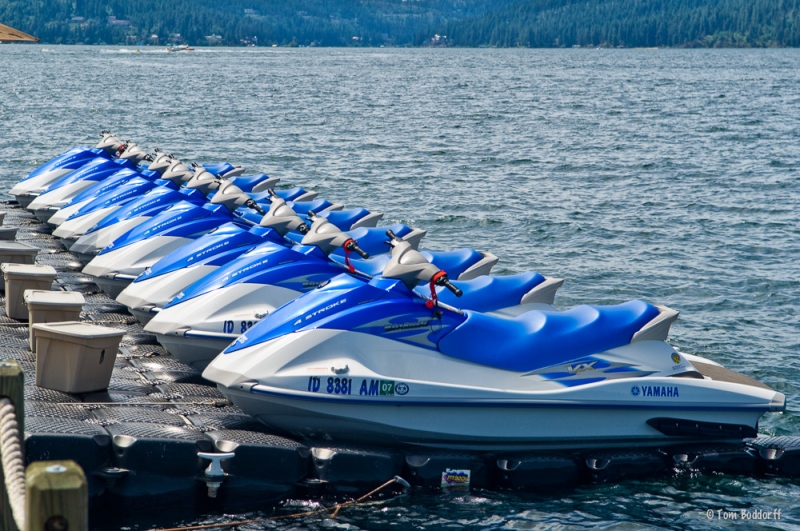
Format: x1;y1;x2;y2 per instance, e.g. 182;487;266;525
2;263;57;320
24;290;86;351
0;241;39;288
33;321;125;393
0;227;18;240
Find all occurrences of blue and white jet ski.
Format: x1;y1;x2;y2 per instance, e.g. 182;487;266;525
49;152;209;229
9;131;125;207
27;147;155;225
67;166;284;263
117;190;412;324
144;222;504;370
203;231;786;451
82;183;380;298
51;158;266;245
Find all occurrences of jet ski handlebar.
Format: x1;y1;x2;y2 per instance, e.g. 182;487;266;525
433;271;462;297
244;198;266;216
344;239;369;259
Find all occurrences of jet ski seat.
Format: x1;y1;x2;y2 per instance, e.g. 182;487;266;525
438;300;660;372
432;272;547;312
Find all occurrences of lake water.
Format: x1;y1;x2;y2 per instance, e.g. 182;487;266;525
1;45;799;530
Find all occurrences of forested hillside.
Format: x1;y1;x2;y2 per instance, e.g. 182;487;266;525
1;0;799;47
438;0;800;47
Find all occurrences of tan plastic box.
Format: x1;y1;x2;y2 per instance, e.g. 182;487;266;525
33;321;125;393
24;290;86;352
1;263;57;320
0;242;39;290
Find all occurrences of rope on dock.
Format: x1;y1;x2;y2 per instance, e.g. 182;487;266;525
0;397;26;531
149;475;409;531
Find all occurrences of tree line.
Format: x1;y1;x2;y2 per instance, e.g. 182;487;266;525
1;0;799;47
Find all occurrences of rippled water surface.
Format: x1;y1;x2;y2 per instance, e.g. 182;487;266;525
1;46;799;529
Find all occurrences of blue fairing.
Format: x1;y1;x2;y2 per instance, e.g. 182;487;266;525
438;300;660;372
201;162;235;176
225;275;464;353
248;187;310;203
165;244;318;305
65;178;168;221
87;187;207;233
23;147;108;181
223;173;268;192
63;168;154;208
134;223;283;281
39;158;135;194
99;202;233;254
418;272;546;312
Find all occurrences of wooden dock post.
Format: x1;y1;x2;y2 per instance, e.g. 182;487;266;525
0;359;24;531
25;461;88;531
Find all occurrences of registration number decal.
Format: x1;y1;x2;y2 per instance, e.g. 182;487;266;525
306;378;409;397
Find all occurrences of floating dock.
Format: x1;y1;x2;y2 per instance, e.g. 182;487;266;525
1;201;799;524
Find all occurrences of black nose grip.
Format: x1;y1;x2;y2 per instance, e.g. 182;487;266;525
438;276;463;297
346;240;370;259
245;199;266;216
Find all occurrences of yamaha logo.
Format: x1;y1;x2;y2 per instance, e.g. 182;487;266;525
630;385;640;396
395;383;409;395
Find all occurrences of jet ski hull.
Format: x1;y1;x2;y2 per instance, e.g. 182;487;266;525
70;216;151;263
204;330;785;451
116;265;218;325
218;385;769;451
145;282;301;369
83;236;191;297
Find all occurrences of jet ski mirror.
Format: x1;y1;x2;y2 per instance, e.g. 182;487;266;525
258;192;309;235
383;230;462;297
301;211;369;261
210;180;264;214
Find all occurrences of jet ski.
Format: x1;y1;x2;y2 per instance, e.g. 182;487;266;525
9;131;124;207
49;152;211;229
67;167;286;263
202;230;785;451
25;141;154;222
82;183;381;298
117;190;413;324
28;161;154;225
144;220;502;370
51;160;271;246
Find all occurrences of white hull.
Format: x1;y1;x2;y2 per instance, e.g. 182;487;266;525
28;181;97;222
70;216;151;259
145;282;300;369
83;236;192;297
219;385;766;450
116;265;217;324
204;329;785;450
152;333;232;372
50;202;115;233
10;168;75;207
